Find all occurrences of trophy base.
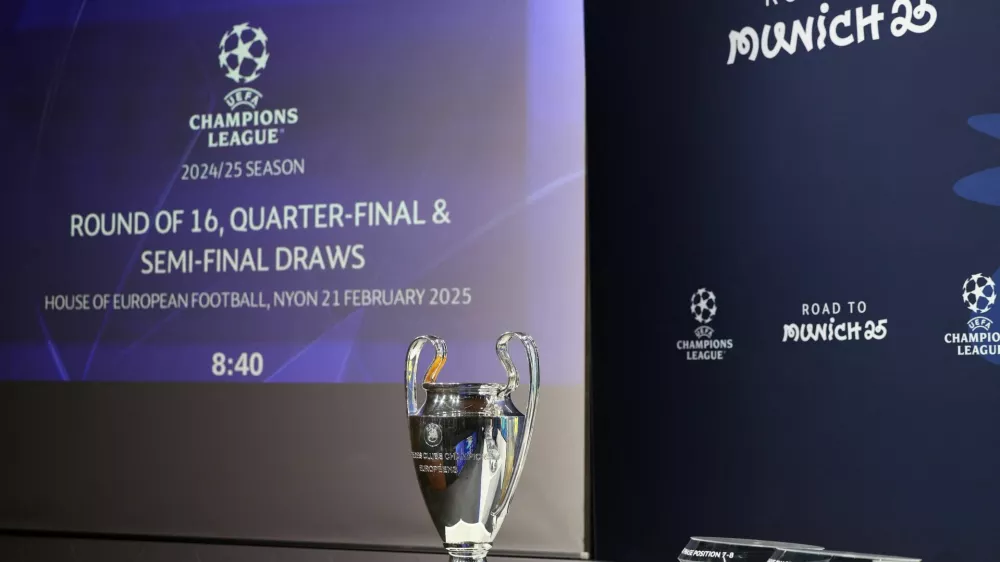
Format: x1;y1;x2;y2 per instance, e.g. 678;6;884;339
445;543;491;562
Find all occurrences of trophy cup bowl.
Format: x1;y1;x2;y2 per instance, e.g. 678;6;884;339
406;332;540;562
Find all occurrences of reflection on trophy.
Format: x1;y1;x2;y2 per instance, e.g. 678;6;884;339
405;332;540;562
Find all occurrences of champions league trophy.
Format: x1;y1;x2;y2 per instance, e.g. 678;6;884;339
406;332;540;562
679;537;824;562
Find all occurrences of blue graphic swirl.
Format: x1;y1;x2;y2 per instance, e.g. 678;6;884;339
954;115;1000;206
955;117;1000;365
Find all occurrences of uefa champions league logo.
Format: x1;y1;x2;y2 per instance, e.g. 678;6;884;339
186;22;299;149
219;22;270;110
945;272;1000;358
219;23;269;84
182;22;296;149
423;423;442;447
677;287;733;360
962;273;996;331
690;287;717;339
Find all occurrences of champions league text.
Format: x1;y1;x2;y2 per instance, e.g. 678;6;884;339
188;107;299;148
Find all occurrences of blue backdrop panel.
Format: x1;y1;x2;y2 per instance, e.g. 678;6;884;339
587;1;1000;561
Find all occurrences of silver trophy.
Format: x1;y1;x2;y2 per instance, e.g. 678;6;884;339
405;332;540;562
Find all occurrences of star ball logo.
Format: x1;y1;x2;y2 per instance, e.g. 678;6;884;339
188;22;300;149
945;273;1000;357
219;23;269;106
676;287;734;361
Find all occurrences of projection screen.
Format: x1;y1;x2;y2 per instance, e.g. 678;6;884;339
0;0;587;557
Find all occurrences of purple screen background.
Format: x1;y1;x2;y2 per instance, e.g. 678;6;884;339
0;0;586;384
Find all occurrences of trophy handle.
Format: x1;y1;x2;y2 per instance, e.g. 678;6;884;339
492;331;540;519
405;335;448;416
